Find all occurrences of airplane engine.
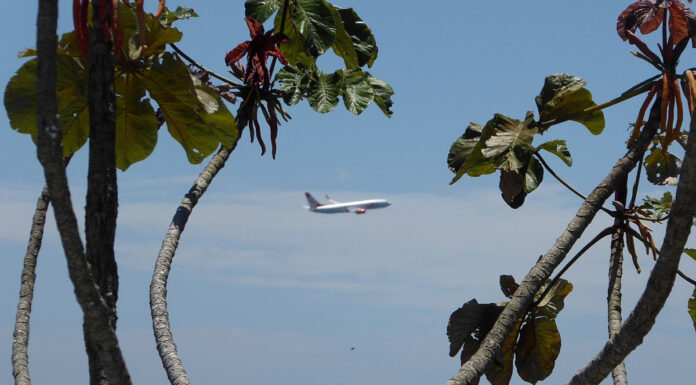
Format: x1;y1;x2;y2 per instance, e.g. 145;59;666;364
355;208;367;214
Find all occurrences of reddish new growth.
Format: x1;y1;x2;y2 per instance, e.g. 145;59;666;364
224;17;288;86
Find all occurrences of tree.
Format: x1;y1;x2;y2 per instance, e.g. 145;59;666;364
6;1;392;384
445;1;696;384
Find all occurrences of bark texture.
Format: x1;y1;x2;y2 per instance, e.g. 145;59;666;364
84;1;120;384
445;101;661;385
35;2;131;384
151;145;236;385
566;113;696;384
12;187;50;385
607;220;628;385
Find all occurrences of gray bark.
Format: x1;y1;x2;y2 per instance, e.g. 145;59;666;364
151;144;236;385
607;221;627;385
35;1;131;384
12;187;50;385
566;112;696;384
445;101;661;385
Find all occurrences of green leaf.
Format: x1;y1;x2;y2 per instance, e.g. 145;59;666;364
273;7;315;67
159;6;199;26
535;73;605;135
448;121;497;184
143;10;184;54
4;56;89;157
139;53;221;163
684;248;696;261
342;68;374;115
327;4;359;68
308;70;340;113
245;0;283;23
482;113;537;171
335;7;378;67
524;156;544;194
114;73;158;170
689;288;696;333
515;314;561;384
644;147;680;186
537;140;572;166
276;65;311;105
194;84;238;148
364;71;394;117
485;316;523;385
642;191;673;219
292;0;336;57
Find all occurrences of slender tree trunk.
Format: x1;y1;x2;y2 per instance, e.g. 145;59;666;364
35;1;131;384
12;187;50;385
566;112;696;384
445;101;661;385
151;144;236;385
83;1;120;384
607;219;628;385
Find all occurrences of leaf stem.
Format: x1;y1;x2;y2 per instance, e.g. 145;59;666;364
169;43;242;88
267;0;290;90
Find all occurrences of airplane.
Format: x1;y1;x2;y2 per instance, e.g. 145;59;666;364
304;192;391;214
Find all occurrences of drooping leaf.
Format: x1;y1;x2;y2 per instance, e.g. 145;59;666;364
537;140;572;166
245;0;283;23
644;147;680;185
335;6;378;67
524;156;544;194
114;73;158;170
500;275;520;299
159;6;199;26
499;169;527;209
139;53;221;163
515;313;561;384
4;55;89;157
342;68;374;115
482;112;537;171
292;0;336;57
364;71;394;117
689;288;696;333
485;316;523;385
535;279;573;311
448;120;497;184
536;74;605;135
276;64;311;105
684;248;696;261
308;69;340;113
328;4;359;68
447;299;505;358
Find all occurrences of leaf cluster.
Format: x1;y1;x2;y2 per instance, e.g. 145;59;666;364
447;74;605;208
447;275;573;385
245;0;393;117
4;4;237;170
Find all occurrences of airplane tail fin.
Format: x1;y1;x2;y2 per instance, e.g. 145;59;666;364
305;192;322;209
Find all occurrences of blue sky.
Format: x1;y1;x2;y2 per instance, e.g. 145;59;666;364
2;1;696;384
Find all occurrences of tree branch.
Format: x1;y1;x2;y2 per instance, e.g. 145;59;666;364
607;220;628;385
150;143;237;385
445;100;661;385
12;187;50;385
35;1;131;384
566;111;696;385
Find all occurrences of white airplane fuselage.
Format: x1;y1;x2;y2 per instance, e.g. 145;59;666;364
305;192;390;214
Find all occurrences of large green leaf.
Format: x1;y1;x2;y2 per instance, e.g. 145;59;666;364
515;314;561;384
644;147;680;186
535;74;605;135
245;0;283;23
276;65;311;105
139;53;221;163
364;71;394;117
292;0;336;57
342;68;374;115
114;73;158;170
482;113;537;171
537;140;572;166
273;6;315;67
448;120;497;184
194;83;238;148
689;288;696;333
335;7;378;67
4;55;89;157
327;3;359;68
308;70;340;113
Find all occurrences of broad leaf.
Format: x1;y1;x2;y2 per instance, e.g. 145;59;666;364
342;68;374;115
535;279;573;311
524;156;544;194
447;299;505;358
4;56;89;157
159;6;199;26
276;65;311;105
482;112;537;171
114;73;158;170
139;53;221;163
194;83;238;148
537;140;572;166
485;316;523;385
448;123;496;183
500;275;520;299
499;169;527;209
273;7;315;67
690;288;696;333
515;313;561;384
292;0;336;57
335;7;378;67
245;0;283;23
364;71;394;117
535;74;605;135
143;9;184;55
644;147;680;186
308;70;340;113
328;4;359;68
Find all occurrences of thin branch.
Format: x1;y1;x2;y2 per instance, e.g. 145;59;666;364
608;220;628;385
12;186;49;385
35;2;131;384
567;107;696;385
150;142;238;385
170;43;242;88
677;269;696;285
267;0;290;90
445;98;661;385
534;152;615;216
